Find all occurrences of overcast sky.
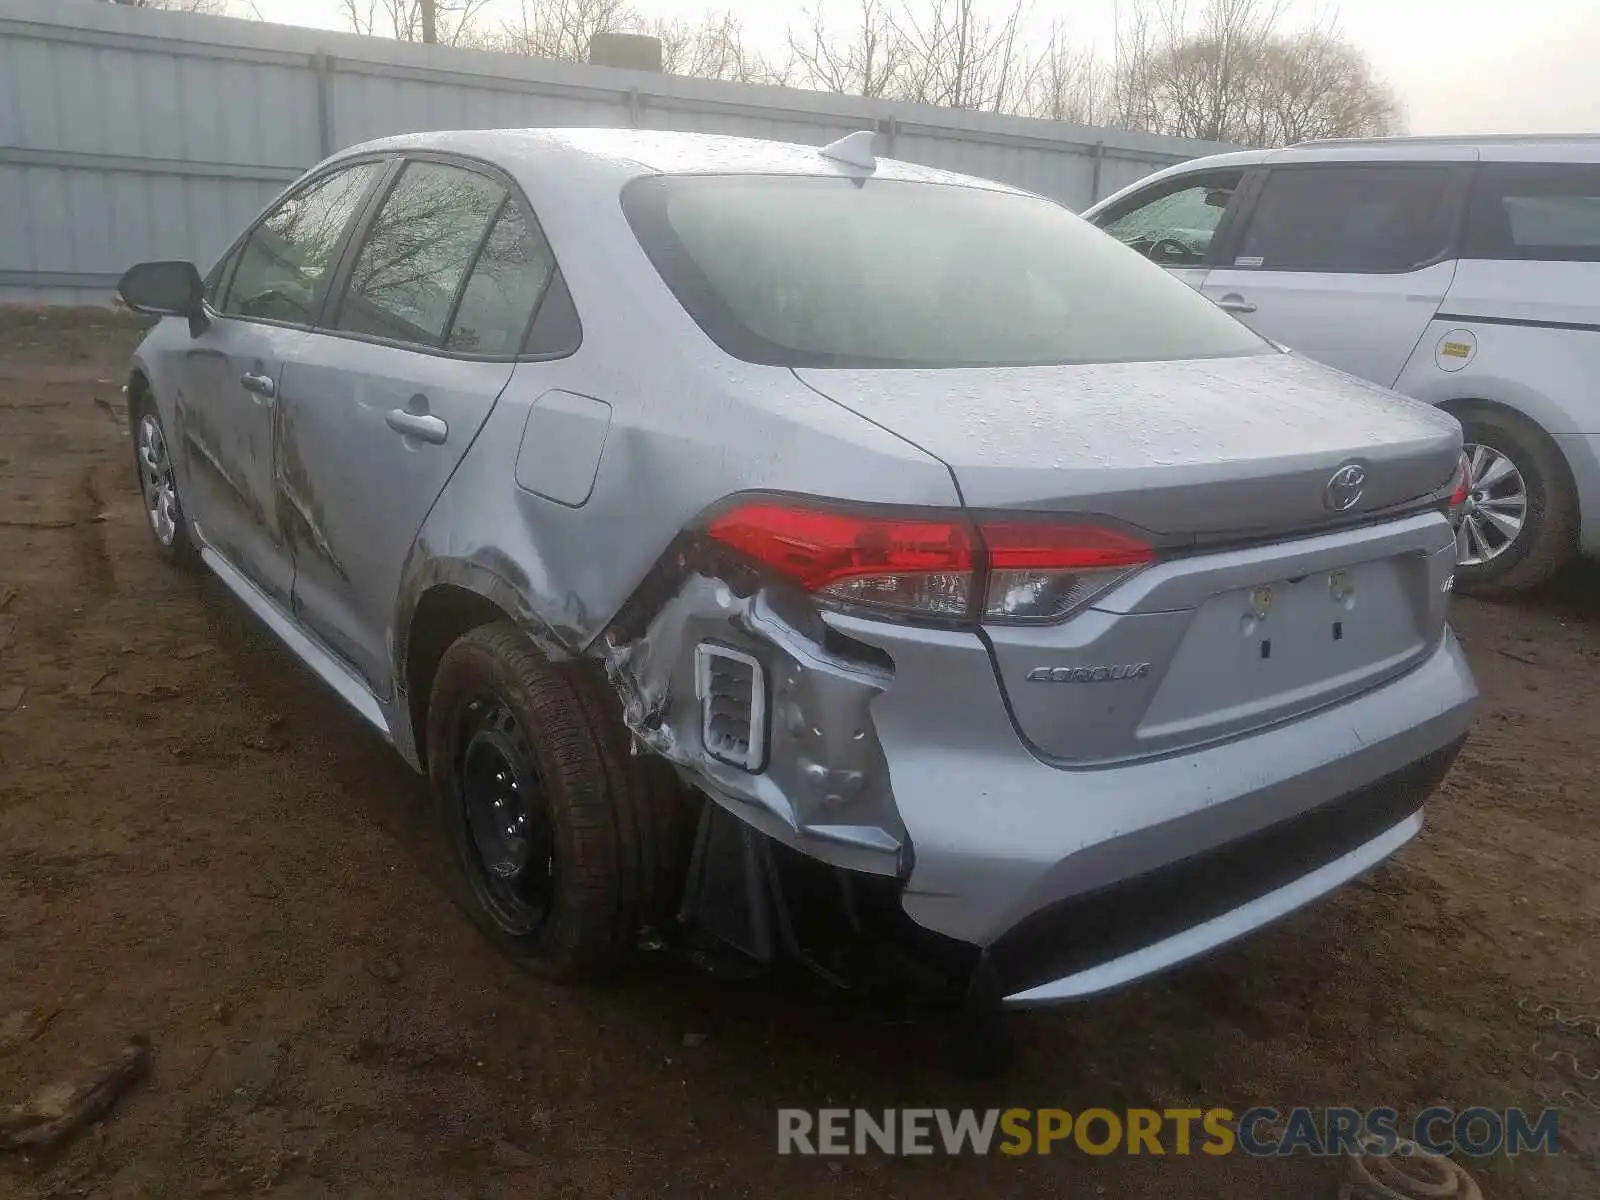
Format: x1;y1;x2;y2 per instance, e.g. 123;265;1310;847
243;0;1600;137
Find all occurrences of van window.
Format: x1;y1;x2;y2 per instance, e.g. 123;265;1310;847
1235;166;1455;273
1097;173;1243;266
1464;163;1600;262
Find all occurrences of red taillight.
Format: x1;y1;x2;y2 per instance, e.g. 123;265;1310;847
705;502;1153;622
980;523;1156;571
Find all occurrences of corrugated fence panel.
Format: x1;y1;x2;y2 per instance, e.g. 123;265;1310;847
0;0;1233;305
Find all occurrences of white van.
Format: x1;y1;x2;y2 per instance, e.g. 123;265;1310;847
1083;135;1600;595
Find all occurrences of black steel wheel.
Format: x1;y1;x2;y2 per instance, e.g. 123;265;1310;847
426;621;689;981
457;695;556;936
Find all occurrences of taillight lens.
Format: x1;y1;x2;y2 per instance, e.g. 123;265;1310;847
705;502;1153;623
1446;452;1471;528
981;521;1155;621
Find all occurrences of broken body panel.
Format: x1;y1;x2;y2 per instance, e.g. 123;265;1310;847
128;128;1479;1008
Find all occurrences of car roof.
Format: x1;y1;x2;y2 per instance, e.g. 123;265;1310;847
1287;133;1600;162
332;126;1033;194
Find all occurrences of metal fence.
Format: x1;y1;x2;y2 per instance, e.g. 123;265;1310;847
0;0;1233;305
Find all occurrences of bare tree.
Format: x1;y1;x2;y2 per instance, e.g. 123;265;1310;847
1252;27;1401;143
787;0;903;98
494;0;637;61
1022;20;1112;124
339;0;493;46
889;0;1033;112
654;11;791;85
1107;0;1399;145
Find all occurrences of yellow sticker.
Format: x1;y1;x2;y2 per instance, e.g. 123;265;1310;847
1441;341;1472;358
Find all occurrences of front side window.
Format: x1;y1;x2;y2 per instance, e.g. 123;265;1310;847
1098;173;1243;266
622;175;1268;369
1465;163;1600;262
335;161;505;348
223;162;383;324
1234;165;1456;273
446;204;556;355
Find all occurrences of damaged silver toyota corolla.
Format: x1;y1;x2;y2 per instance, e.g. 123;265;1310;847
117;128;1477;1061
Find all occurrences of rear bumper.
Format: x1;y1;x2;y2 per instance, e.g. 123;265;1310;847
995;737;1460;1005
821;612;1477;999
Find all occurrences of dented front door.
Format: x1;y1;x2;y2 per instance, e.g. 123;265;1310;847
176;320;305;607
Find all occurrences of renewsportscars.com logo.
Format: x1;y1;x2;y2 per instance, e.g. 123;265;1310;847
776;1106;1562;1158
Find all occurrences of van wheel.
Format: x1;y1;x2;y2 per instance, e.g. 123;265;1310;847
1453;408;1577;598
427;623;669;981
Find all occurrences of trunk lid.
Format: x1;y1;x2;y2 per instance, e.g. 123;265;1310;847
794;350;1462;537
795;350;1463;763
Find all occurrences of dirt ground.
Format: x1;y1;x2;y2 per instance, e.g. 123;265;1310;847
0;308;1596;1199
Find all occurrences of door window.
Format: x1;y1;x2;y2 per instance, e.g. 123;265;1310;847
1097;173;1243;266
222;162;384;324
335;161;506;349
445;203;557;355
1233;166;1456;273
1464;163;1600;262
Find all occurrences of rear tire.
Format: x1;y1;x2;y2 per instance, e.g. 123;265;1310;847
426;622;687;980
1452;407;1577;598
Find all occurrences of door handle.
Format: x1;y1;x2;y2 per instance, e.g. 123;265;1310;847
240;371;276;399
1216;294;1258;314
385;409;448;445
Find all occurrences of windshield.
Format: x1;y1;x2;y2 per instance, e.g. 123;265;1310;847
621;174;1269;369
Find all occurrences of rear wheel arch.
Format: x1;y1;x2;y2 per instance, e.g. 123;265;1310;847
1436;396;1580;499
402;582;523;770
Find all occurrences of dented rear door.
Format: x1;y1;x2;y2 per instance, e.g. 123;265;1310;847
276;340;514;695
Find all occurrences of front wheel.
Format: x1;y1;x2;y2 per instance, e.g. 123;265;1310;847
1452;408;1577;598
131;402;197;567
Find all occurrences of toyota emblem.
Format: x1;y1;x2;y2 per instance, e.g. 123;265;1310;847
1323;463;1366;512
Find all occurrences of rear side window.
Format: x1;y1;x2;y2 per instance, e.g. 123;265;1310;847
1465;163;1600;262
621;175;1267;369
223;162;383;324
336;161;505;348
446;204;556;355
1234;166;1456;273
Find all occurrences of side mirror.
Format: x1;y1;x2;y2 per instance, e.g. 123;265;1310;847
117;260;209;336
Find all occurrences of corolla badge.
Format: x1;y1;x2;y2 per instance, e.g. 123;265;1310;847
1026;663;1151;683
1323;462;1367;512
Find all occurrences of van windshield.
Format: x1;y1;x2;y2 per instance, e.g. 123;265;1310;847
621;174;1269;369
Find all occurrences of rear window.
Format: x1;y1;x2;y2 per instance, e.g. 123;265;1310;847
621;175;1268;369
1465;163;1600;262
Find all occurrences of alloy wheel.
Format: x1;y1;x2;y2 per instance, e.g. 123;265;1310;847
1455;441;1528;567
136;412;180;547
